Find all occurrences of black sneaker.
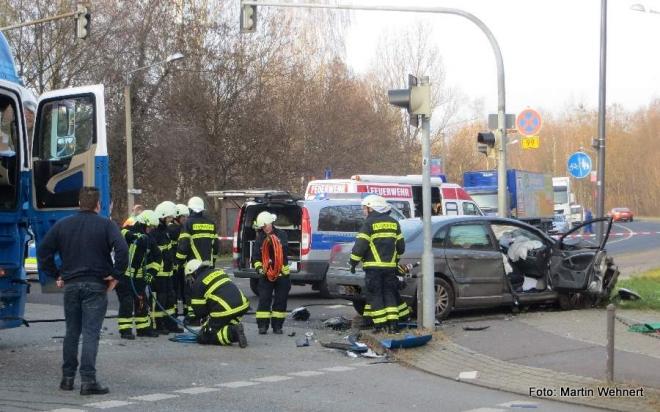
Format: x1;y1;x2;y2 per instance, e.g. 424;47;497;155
80;382;109;396
59;377;74;391
234;324;248;348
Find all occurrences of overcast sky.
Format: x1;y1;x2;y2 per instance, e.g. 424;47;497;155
344;0;660;120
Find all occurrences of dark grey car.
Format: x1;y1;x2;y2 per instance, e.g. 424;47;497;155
326;216;619;319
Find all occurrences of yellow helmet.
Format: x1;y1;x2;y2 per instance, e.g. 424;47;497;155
136;210;159;227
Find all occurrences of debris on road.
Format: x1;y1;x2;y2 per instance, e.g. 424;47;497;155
323;316;351;330
380;333;432;349
291;307;311;321
456;371;479;381
617;288;642;301
462;325;490;331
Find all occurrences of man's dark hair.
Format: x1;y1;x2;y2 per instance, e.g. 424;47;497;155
79;187;100;211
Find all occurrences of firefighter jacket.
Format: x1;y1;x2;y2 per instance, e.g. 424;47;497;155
350;211;405;269
122;224;161;282
190;267;250;322
150;222;174;278
168;222;182;272
176;213;219;267
251;227;290;276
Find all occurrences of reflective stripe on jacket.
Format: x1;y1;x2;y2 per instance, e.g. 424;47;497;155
190;268;249;320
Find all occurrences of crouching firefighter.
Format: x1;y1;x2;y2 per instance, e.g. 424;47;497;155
350;195;405;333
252;212;291;335
184;260;249;347
116;210;162;339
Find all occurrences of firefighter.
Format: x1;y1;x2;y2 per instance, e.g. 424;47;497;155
116;210;161;339
122;204;145;229
349;195;405;333
176;196;219;323
252;211;291;335
150;201;183;334
168;204;190;316
185;260;249;347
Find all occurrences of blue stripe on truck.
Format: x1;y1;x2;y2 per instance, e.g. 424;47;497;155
311;233;356;250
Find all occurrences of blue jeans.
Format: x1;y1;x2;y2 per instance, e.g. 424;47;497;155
62;281;108;383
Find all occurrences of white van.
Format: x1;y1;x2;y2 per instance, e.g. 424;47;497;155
349;175;483;217
305;179;415;217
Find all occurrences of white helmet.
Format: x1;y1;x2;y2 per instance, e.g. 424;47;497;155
255;211;277;228
188;196;205;213
136;210;159;227
175;203;190;217
154;201;177;219
361;194;391;213
184;259;203;275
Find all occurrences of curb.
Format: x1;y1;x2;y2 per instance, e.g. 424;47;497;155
362;330;660;412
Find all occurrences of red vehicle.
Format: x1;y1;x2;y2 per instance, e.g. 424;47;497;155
608;207;633;222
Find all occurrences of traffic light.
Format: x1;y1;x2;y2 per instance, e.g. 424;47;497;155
75;4;90;40
477;131;497;158
388;74;431;128
240;2;257;33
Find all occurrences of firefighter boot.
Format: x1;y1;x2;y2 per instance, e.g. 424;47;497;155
137;328;159;338
120;330;136;340
80;381;109;396
232;323;248;348
60;377;74;391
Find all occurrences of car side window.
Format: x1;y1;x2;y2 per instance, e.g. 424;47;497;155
445;202;459;215
318;205;364;232
447;224;493;250
432;227;447;247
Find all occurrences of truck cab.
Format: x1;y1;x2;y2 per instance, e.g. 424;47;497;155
1;35;109;329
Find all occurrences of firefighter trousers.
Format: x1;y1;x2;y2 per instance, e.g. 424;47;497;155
116;278;150;333
256;276;291;330
151;276;177;331
197;317;244;345
364;269;398;328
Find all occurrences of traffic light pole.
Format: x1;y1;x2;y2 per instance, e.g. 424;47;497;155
596;0;607;242
419;79;435;330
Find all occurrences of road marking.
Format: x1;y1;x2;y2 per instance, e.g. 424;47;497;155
321;366;355;372
174;387;220;394
217;381;260;388
288;370;326;377
325;304;347;309
252;375;293;383
83;400;134;409
498;400;539;408
608;223;634;244
462;409;506;412
50;409;87;412
129;393;179;401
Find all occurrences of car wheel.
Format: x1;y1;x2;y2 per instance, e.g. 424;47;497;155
352;299;366;315
558;292;593;310
434;277;454;320
249;278;259;297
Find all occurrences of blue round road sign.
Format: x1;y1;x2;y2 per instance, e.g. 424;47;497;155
567;151;592;179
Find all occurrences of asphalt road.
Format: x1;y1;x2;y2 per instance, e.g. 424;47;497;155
1;299;603;412
603;220;660;256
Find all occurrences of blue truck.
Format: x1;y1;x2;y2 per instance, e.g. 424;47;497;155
463;169;554;230
1;32;110;330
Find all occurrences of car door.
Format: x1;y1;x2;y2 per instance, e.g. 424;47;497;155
549;217;613;290
443;222;504;300
29;85;109;288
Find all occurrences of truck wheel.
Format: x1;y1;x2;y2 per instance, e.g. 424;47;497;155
434;278;454;320
316;278;331;299
249;278;259;297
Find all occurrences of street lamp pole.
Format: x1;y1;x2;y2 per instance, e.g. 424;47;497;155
124;52;184;216
596;0;607;241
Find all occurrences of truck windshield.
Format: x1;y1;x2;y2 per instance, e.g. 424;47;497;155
470;193;498;210
553;187;568;204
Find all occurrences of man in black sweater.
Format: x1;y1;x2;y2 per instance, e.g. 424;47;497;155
37;187;128;396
